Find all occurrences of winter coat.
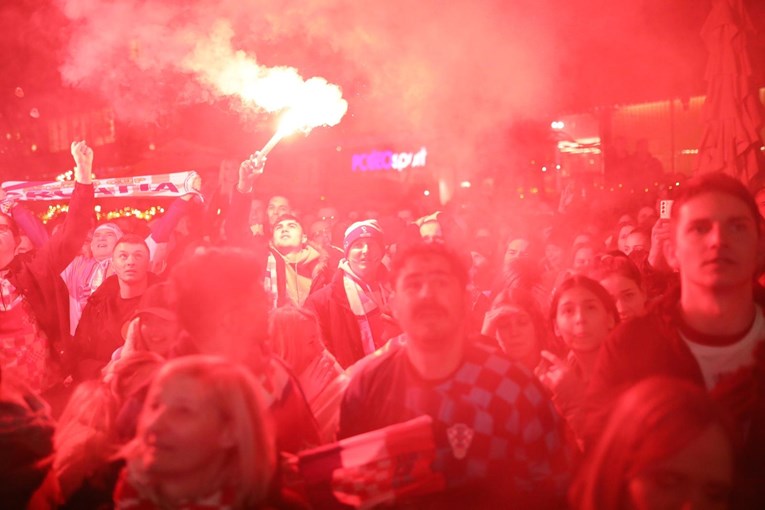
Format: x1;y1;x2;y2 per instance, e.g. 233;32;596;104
5;182;94;381
304;268;400;369
72;273;160;381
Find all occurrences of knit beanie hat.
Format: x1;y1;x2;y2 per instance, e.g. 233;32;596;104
343;219;384;256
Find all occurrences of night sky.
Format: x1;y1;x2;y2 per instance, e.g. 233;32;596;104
1;0;764;186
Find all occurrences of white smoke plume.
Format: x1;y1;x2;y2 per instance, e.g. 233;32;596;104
54;0;702;172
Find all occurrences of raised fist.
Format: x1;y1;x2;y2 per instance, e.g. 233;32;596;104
71;140;94;184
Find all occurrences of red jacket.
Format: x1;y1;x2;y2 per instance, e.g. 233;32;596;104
304;268;400;369
588;286;765;507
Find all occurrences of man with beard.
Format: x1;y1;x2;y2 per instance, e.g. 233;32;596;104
304;220;399;368
338;242;572;508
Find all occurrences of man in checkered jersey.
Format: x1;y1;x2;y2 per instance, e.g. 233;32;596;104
339;243;573;509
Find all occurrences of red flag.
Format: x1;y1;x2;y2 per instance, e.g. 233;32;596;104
295;415;445;509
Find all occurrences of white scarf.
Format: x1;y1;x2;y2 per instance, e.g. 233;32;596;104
89;258;112;293
339;260;385;355
265;252;279;309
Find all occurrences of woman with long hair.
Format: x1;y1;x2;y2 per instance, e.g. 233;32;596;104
571;376;736;510
536;275;619;444
115;356;277;509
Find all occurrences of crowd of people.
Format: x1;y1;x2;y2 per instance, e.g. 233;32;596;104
1;141;764;509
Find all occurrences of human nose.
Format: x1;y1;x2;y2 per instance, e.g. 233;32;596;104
144;406;168;434
417;279;437;298
615;299;626;316
707;222;728;248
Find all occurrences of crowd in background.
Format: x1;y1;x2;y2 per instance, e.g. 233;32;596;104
1;141;765;509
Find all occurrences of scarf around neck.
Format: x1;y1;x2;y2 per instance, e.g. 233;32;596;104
339;260;386;355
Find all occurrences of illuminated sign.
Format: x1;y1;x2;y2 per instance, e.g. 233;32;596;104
352;147;427;172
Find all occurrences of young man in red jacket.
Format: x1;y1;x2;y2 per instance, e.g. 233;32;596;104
588;172;765;507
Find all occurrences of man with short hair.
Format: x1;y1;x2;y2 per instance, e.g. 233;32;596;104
61;186;199;335
304;220;398;368
589;173;765;505
339;242;572;508
225;153;291;245
266;195;291;227
72;234;158;380
265;214;330;308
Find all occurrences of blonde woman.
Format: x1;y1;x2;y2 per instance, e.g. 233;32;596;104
114;356;278;509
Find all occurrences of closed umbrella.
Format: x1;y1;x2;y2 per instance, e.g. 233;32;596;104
696;0;763;182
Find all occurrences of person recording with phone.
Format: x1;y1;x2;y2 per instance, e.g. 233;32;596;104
588;172;765;508
624;198;680;301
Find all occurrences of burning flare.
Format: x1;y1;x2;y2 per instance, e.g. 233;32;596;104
184;21;348;155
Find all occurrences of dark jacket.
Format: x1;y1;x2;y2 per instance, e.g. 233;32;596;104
225;188;269;252
303;268;399;369
73;273;160;380
5;182;94;380
0;375;56;508
588;286;765;507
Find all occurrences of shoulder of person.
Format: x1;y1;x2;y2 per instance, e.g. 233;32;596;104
608;311;666;346
465;339;540;381
303;283;331;308
346;336;407;386
89;274;122;299
600;311;679;377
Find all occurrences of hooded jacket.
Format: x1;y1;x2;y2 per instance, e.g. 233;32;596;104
267;242;331;308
